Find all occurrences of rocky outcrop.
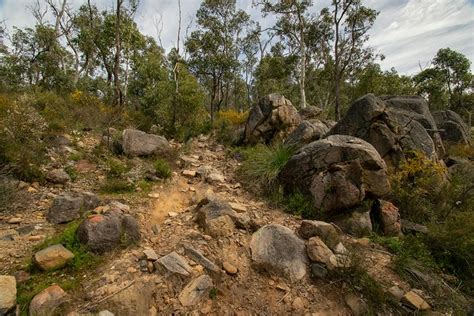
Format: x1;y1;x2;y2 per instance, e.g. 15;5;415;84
284;120;334;149
433;110;471;146
47;192;100;224
122;129;171;157
329;94;444;166
250;224;308;281
34;244;75;271
243;94;301;144
298;106;322;120
279;135;390;214
76;212;140;253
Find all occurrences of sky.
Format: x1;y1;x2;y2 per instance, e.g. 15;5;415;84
0;0;473;74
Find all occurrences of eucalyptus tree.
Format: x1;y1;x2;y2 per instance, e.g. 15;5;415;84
185;0;251;125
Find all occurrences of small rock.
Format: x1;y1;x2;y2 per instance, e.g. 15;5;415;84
306;236;334;264
155;252;193;277
7;218;22;224
46;169;70;184
0;230;18;241
143;249;159;261
0;275;16;314
344;293;368;316
109;201;130;212
127;267;137;274
152;224;160;235
28;235;43;242
148;193;160;199
222;261;238;275
402;290;431;310
183;244;222;280
182;170;197;178
27;186;38;193
206;172;225;184
29;284;68;316
373;200;402;236
292;297;305;311
298;220;341;250
387;285;404;303
34;244;75;271
311;263;328;279
178;275;213;307
229;202;247;213
401;220;428;234
333;209;372;237
168;212;178;218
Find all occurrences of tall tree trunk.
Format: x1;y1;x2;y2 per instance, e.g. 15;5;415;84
172;0;182;134
334;3;341;121
299;16;307;109
113;0;122;106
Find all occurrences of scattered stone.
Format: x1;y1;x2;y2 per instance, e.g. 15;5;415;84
13;271;30;283
178;275;213;307
373;200;402;236
311;263;328;279
298;220;341;249
182;170;197;178
401;220;428;234
46;169;70;184
122;129;171;157
27;186;38;193
143;249;158;261
222;261;238;275
109;201;130;212
183;244;222;280
387;285;404;303
344;293;368;316
155;252;193;277
206;172;225;184
29;284;69;316
148;193;160;199
402;290;431;310
7;217;22;224
250;224;308;282
0;229;18;241
152;224;160;235
229;202;247;213
292;297;306;311
280;135;390;214
34;244;75;271
16;225;35;235
28;235;43;242
168;212;178;218
0;275;16;315
306;236;334;264
243;93;301;144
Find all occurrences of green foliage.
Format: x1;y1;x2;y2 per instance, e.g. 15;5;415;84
64;165;78;182
0;94;47;181
285;192;316;219
106;158;129;178
369;234;403;254
238;144;294;194
209;287;218;300
154;159;172;179
389;151;446;223
99;178;135;194
17;221;102;314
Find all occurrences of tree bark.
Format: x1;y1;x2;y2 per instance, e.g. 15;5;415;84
114;0;123;106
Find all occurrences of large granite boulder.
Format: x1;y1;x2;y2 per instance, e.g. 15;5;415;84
284;120;335;149
279;135;390;214
122;129;171;157
250;224;308;281
433;110;471;146
243;94;301;144
329;94;443;166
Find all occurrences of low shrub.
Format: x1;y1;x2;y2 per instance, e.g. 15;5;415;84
238;143;294;194
154;158;172;179
106;158;129;178
0;177;16;213
0;94;47;181
99;178;135;194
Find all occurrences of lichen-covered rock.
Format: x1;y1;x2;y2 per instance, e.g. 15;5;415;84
243;94;301;144
29;284;69;316
47;192;100;224
34;244;74;271
46;169;70;184
329;94;443;166
279;135;390;214
122;129;171;157
433;110;471;146
76;212;140;253
250;224;307;281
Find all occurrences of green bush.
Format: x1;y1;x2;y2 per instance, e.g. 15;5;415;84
238;144;294;194
154;158;172;179
106;158;129;178
0;93;47;181
99;178;135;194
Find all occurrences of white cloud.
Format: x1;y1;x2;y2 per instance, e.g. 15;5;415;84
0;0;473;74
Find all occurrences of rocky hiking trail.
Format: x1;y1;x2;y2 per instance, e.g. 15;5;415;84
0;132;428;316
